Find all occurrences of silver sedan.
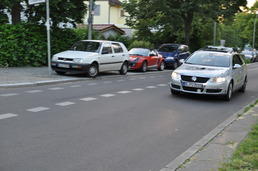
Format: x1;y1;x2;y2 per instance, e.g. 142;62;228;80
170;50;247;101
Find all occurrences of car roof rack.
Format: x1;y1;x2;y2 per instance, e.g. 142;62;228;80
200;46;238;53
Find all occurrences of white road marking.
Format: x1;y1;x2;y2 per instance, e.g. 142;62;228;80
0;113;18;120
117;79;125;82
157;84;167;87
129;78;136;80
88;83;97;86
104;81;112;84
80;97;97;101
150;76;156;78
27;107;49;112
48;87;64;90
70;85;81;88
146;86;157;89
0;93;19;97
132;88;144;91
117;91;132;94
100;94;116;97
56;101;75;106
139;77;146;79
25;90;43;93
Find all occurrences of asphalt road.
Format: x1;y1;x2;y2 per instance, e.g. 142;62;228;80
0;64;258;171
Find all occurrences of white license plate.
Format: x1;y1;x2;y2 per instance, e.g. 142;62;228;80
182;81;203;88
58;64;70;68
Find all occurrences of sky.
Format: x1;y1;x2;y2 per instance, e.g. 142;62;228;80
247;0;256;7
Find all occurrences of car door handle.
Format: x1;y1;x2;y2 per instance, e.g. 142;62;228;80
122;54;125;56
112;56;115;57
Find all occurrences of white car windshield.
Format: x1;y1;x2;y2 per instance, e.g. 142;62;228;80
185;51;230;67
71;41;101;52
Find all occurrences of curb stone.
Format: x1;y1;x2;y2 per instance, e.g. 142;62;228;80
160;99;258;171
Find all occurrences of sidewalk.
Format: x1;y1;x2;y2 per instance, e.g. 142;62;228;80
177;102;258;171
0;67;88;88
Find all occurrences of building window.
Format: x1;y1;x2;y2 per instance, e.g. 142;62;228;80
94;5;100;16
120;10;125;17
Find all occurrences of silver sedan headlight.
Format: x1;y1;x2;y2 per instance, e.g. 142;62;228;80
210;77;226;83
171;72;181;80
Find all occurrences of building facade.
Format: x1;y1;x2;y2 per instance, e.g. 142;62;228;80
84;0;133;37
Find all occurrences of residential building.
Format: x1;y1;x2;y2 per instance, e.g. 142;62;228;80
84;0;133;37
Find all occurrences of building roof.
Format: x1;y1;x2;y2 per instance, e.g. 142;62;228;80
108;0;122;6
93;24;125;35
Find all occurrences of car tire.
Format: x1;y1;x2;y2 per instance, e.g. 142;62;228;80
55;71;66;75
239;77;247;93
171;89;180;95
158;61;165;71
119;62;128;75
141;61;147;72
88;64;98;78
172;61;178;70
223;82;233;101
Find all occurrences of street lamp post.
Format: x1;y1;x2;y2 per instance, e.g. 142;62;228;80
253;11;258;50
88;0;94;40
213;21;217;45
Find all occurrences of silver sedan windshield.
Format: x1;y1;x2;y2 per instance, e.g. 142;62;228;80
185;51;230;67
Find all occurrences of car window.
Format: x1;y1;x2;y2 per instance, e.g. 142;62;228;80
185;51;230;67
233;55;243;66
184;46;189;52
102;44;113;54
158;45;178;52
71;41;101;52
112;43;124;53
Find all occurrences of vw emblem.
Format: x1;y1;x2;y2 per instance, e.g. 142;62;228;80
192;76;197;82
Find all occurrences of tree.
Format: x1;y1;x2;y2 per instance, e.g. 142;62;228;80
0;0;87;26
25;0;87;27
124;0;247;45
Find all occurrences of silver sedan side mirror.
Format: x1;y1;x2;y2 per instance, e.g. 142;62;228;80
233;64;241;69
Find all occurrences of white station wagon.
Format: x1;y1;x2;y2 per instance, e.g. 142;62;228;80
51;40;130;77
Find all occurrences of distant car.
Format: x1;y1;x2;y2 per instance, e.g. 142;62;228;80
158;44;190;69
170;48;248;101
241;50;257;62
51;40;130;77
129;48;165;72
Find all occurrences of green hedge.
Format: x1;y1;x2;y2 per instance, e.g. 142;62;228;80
0;24;82;67
128;40;154;50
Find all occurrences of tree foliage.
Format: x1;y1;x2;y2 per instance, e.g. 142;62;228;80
25;0;87;27
0;0;87;26
123;0;247;46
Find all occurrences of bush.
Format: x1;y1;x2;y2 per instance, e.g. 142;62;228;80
106;35;133;48
128;40;154;50
0;24;82;67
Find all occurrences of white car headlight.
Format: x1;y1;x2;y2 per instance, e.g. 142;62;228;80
52;55;58;61
167;57;174;60
211;77;226;83
74;58;84;64
171;72;181;80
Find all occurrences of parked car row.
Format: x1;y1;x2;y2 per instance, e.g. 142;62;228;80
51;40;190;77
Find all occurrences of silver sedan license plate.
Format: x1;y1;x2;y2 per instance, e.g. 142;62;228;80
58;64;70;68
182;81;203;88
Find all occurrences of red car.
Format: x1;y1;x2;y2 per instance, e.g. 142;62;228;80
129;48;165;72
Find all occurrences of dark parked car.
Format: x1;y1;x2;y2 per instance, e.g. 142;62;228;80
158;44;190;69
